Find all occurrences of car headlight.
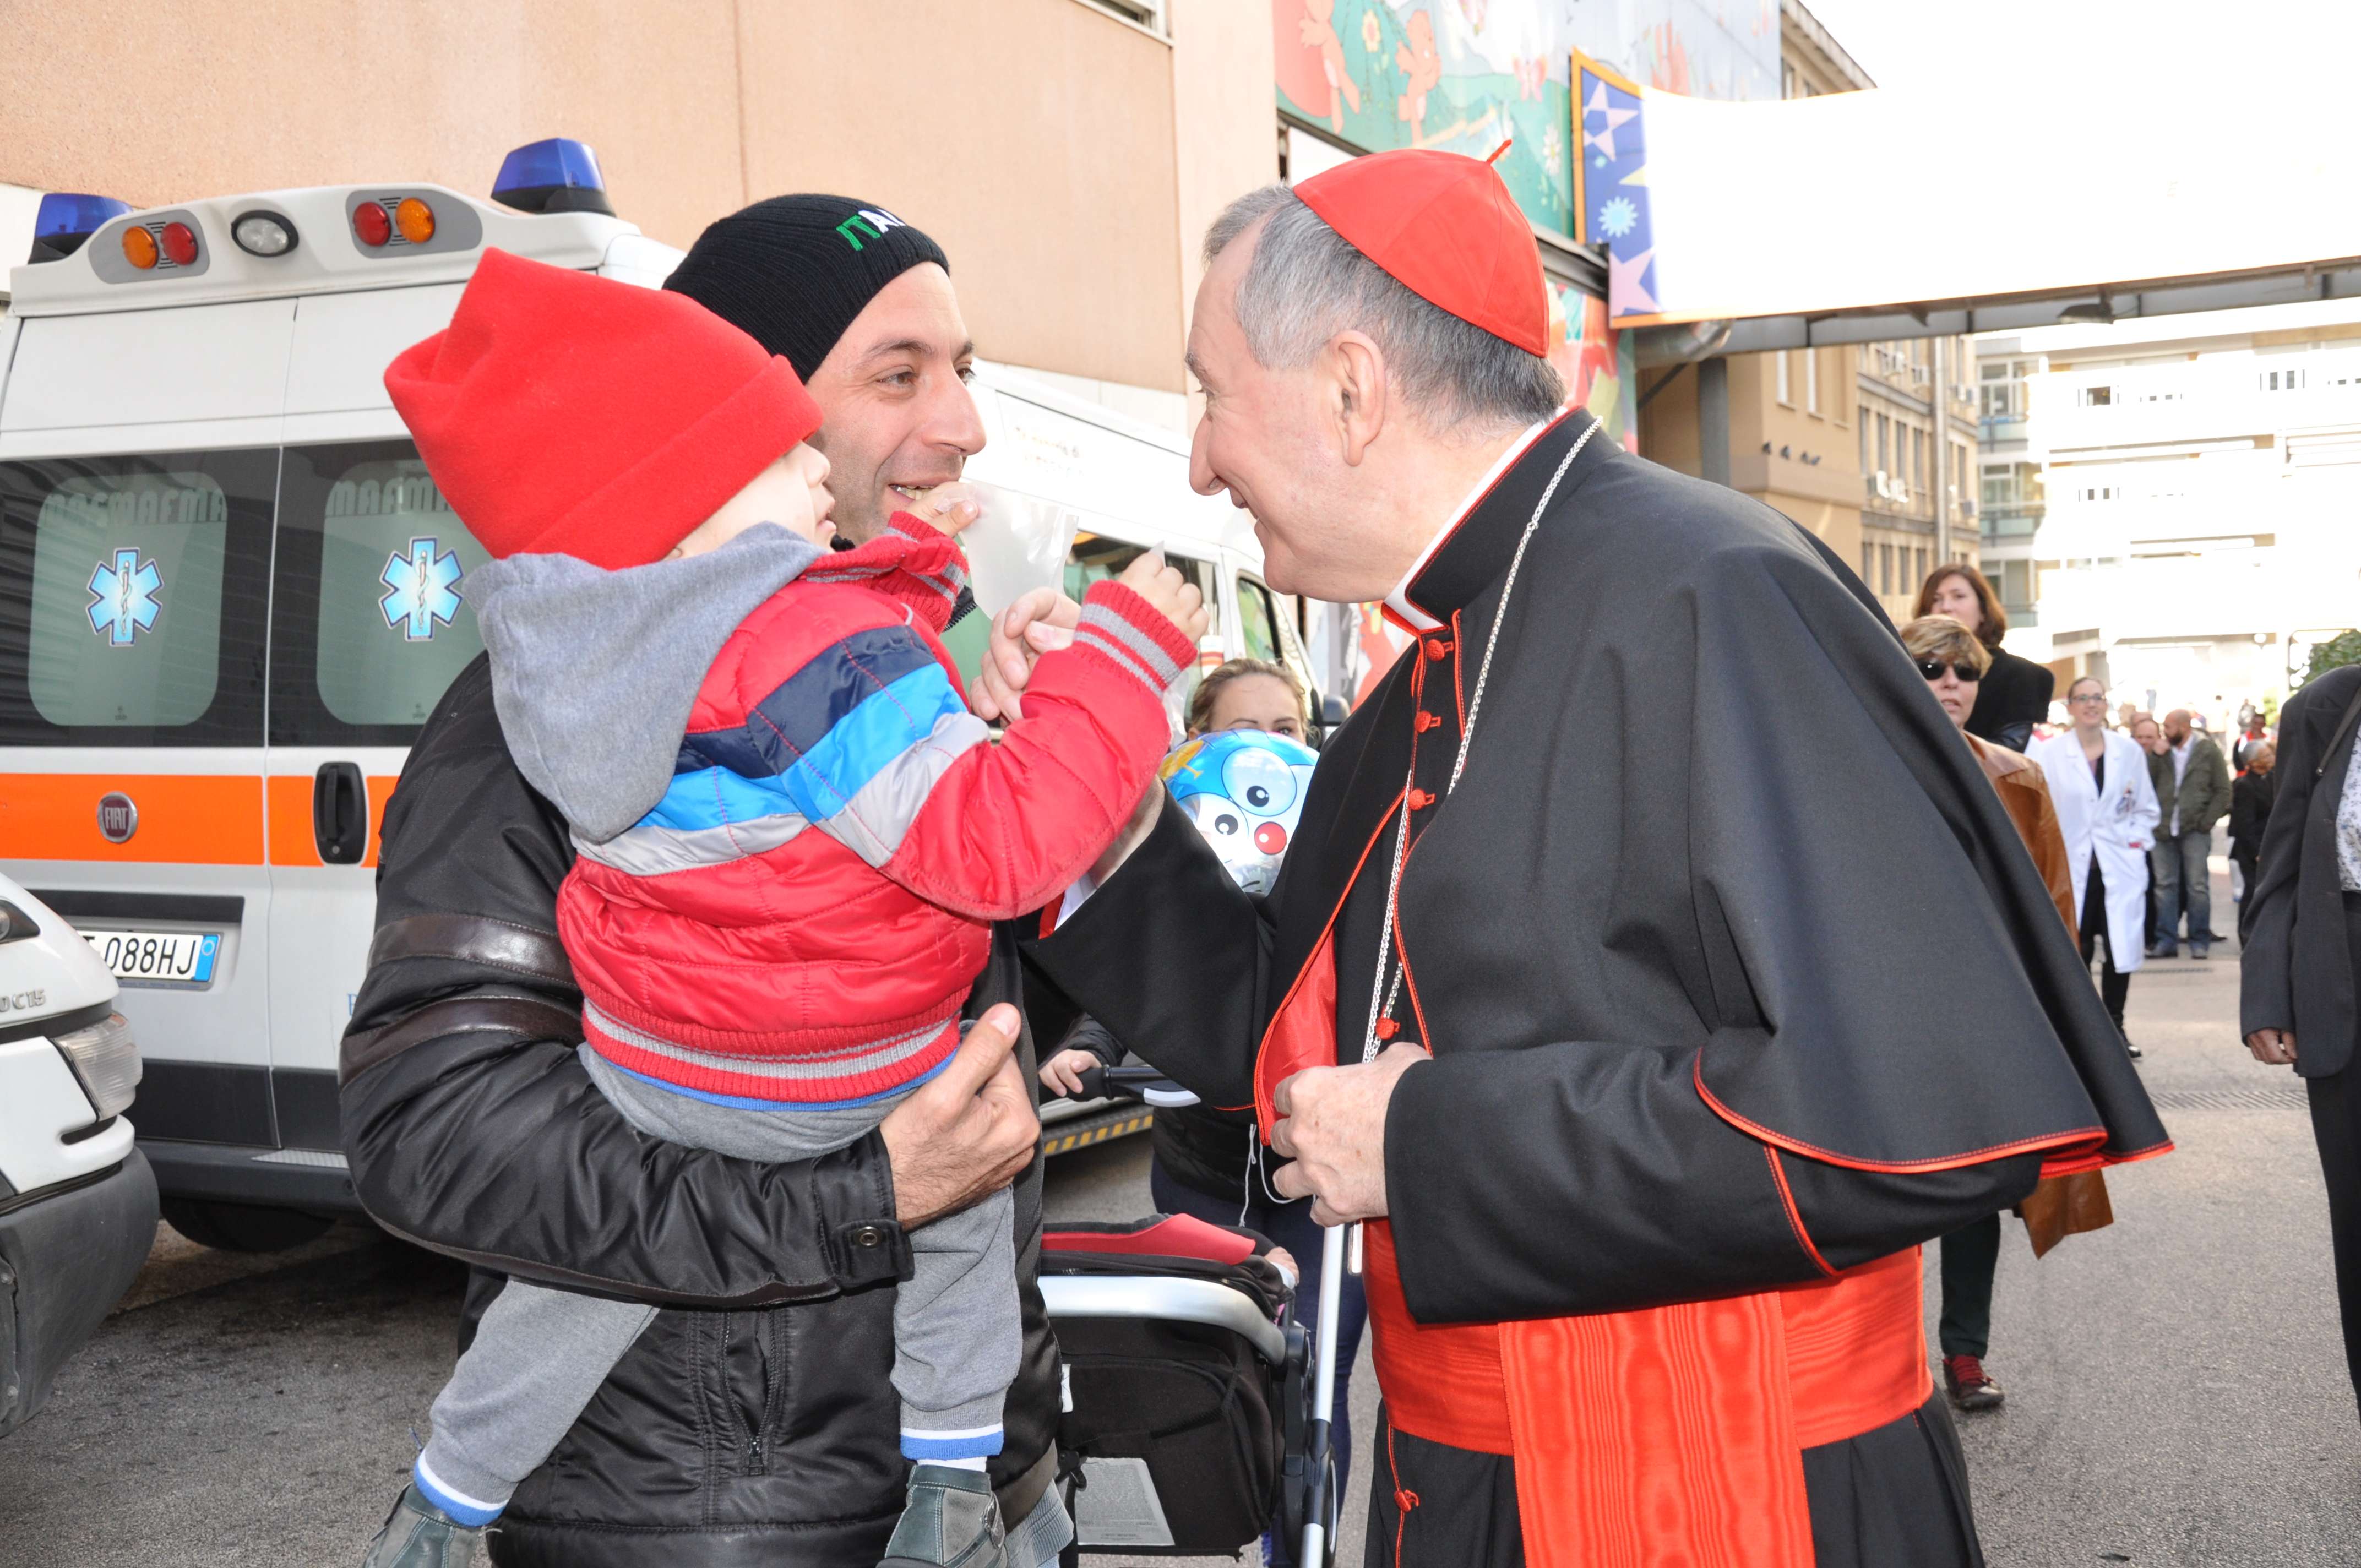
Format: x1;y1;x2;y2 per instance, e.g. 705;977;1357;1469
0;900;37;945
53;1011;140;1121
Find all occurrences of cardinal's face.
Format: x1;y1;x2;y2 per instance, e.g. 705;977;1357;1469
1187;221;1394;602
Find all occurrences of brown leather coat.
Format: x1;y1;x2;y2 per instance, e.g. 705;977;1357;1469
1971;732;2079;942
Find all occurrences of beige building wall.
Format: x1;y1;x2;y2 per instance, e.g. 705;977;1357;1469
0;0;1241;394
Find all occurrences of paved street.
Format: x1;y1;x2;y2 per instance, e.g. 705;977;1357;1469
1;865;2354;1566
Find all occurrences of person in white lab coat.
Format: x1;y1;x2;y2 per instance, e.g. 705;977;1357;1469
2033;676;2161;1058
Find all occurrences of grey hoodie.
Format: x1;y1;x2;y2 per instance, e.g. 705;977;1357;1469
471;524;824;844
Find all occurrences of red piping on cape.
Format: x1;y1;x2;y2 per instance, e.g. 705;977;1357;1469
1764;1147;1838;1278
1694;1055;2174;1174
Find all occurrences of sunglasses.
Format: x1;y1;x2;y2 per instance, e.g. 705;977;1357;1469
1917;658;1982;683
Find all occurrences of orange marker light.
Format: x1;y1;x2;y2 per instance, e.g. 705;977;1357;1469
121;226;159;269
395;198;436;244
160;221;198;266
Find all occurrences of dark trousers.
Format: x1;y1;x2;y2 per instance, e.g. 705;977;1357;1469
1149;1163;1368;1561
2313;1069;2361;1417
2081;857;2132;1028
2233;846;2260;905
1938;1213;2002;1361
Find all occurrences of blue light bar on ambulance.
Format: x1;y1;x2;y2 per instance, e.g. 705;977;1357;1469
491;138;615;216
29;192;132;263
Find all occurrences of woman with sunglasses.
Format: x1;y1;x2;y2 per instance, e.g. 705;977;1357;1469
1904;615;2093;1412
2032;674;2161;1055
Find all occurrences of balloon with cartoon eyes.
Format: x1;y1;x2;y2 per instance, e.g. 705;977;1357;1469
1158;729;1319;896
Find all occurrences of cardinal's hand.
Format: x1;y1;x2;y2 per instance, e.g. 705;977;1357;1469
1267;1043;1430;1226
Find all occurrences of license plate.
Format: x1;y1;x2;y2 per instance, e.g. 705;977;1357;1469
83;928;220;986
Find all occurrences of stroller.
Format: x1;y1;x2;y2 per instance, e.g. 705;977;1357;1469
1042;1065;1343;1566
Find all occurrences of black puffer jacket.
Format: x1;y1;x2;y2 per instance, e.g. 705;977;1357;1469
339;654;1060;1567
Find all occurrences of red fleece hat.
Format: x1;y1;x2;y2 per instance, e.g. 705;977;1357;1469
385;248;822;568
1294;148;1549;357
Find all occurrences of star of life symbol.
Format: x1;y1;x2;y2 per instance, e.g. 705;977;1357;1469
380;536;465;641
85;548;162;647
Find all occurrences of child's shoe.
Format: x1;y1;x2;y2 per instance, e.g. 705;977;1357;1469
878;1464;1008;1567
360;1483;489;1567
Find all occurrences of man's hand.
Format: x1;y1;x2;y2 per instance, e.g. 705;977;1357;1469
1267;1043;1430;1226
1116;548;1211;646
880;1004;1040;1228
894;481;983;537
2246;1027;2299;1068
973;587;1080;722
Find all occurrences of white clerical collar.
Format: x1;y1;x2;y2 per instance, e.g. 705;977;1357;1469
1382;415;1557;633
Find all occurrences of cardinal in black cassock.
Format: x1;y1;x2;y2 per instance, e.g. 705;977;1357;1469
1026;148;2168;1568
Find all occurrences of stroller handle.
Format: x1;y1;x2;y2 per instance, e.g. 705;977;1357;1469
1075;1063;1201;1108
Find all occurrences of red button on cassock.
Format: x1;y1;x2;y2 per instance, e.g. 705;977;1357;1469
1407;788;1435;810
1415;711;1441;732
1424;638;1452;661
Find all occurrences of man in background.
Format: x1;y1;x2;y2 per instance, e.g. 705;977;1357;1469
2231;742;2280;933
2148;708;2232;959
2132;714;2166;951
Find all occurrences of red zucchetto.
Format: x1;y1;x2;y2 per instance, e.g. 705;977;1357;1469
1294;147;1549;357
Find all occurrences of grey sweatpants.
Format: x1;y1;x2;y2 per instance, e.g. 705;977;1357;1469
415;1045;1019;1515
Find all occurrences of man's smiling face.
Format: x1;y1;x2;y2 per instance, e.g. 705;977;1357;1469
803;263;986;542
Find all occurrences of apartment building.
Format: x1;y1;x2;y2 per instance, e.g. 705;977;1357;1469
1856;336;1983;621
1978;300;2361;718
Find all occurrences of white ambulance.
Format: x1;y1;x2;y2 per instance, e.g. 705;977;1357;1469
0;141;1323;1248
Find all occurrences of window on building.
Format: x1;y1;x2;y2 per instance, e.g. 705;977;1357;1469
1805;349;1820;415
2262;368;2306;392
1916;547;1928;586
2082;385;2113;406
1912;428;1924;494
1859;416;1870;472
1080;0;1166;29
1876;415;1890;476
1860;540;1875;581
1879;543;1894;595
1776;351;1791;405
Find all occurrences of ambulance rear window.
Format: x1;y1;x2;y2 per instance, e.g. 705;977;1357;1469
0;451;273;745
269;442;491;743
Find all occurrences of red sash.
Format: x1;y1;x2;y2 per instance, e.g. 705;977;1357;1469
1365;1228;1928;1567
1254;929;1930;1566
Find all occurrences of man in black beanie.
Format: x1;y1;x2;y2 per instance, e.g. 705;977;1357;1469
345;190;1076;1568
666;194;987;548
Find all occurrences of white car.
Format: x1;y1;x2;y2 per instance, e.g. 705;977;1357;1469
0;871;155;1438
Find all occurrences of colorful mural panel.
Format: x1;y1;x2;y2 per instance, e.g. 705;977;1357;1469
1273;2;1780;242
1275;0;1576;236
1547;281;1639;453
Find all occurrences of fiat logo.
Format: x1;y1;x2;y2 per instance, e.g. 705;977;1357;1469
96;791;138;845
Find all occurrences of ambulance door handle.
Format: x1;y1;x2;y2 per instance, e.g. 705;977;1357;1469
313;761;368;865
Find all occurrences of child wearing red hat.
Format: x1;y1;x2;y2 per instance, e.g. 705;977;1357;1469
363;250;1205;1568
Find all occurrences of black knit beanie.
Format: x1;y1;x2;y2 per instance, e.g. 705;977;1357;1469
662;195;951;380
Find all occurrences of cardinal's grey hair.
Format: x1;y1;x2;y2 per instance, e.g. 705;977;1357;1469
1203;184;1565;434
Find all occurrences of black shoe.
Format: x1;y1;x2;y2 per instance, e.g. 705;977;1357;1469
2122;1033;2142;1059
